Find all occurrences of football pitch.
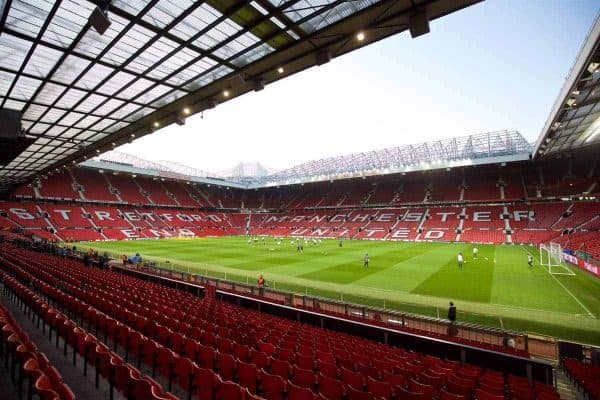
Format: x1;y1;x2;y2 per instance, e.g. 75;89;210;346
79;237;600;345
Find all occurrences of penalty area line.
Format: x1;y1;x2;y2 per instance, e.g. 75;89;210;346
523;247;595;319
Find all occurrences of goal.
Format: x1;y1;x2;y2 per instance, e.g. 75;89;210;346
539;242;574;275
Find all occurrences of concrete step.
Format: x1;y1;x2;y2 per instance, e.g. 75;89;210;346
555;368;581;400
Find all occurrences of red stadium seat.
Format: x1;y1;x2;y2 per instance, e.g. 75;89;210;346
261;370;286;400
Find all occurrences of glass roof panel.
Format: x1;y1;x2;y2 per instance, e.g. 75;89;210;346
149;89;186;108
29;122;51;134
103;24;156;66
231;42;275;67
142;0;194;29
10;76;43;100
213;31;262;60
194;20;243;50
170;3;221;40
126;36;177;74
280;0;320;25
112;0;153;17
111;103;141;119
23;44;63;78
74;93;109;113
76;63;115;89
21;120;34;131
42;0;93;48
44;125;67;137
167;57;217;85
34;82;66;105
60;128;82;138
97;71;136;96
0;0;396;183
104;121;129;133
4;99;26;111
22;104;48;120
58;111;86;126
147;47;199;80
300;0;379;32
74;115;101;129
94;99;125;116
91;118;118;131
124;106;155;122
6;0;53;38
55;87;86;108
118;77;153;99
0;71;16;97
75;13;127;57
52;54;91;85
0;34;32;70
134;84;171;103
184;65;233;91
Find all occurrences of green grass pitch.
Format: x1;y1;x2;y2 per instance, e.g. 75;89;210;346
79;237;600;345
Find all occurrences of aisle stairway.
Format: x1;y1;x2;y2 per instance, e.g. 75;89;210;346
1;285;126;400
555;368;579;400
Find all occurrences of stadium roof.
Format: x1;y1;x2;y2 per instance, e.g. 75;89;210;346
83;130;533;188
0;0;479;190
534;11;600;158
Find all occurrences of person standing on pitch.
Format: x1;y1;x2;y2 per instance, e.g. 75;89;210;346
457;252;464;269
528;253;533;268
363;253;369;269
472;247;478;260
448;301;457;323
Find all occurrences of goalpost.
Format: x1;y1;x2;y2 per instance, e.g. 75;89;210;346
539;242;574;275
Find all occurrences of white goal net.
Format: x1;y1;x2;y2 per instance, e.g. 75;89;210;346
539;242;574;275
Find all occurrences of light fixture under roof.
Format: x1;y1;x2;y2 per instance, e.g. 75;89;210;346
223;90;230;97
277;67;284;74
356;31;365;41
153;122;160;128
183;107;190;115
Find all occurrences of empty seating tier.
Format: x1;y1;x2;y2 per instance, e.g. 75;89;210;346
0;243;562;400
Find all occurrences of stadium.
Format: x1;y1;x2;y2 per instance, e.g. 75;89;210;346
0;1;599;400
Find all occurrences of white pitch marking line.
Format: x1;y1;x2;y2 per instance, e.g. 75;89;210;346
523;247;595;319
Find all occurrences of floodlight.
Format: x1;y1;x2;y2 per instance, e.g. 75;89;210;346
89;6;111;35
356;32;365;41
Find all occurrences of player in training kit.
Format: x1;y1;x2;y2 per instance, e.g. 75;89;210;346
472;247;478;260
528;254;533;268
363;253;369;269
458;252;464;269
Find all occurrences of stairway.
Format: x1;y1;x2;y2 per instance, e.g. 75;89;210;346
555;368;579;400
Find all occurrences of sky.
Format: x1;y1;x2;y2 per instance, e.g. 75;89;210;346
116;0;599;173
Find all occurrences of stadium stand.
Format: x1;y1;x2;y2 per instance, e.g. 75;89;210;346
37;171;79;201
107;173;151;205
0;301;76;400
73;168;119;203
0;2;598;395
562;359;600;400
0;243;562;400
136;177;179;207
